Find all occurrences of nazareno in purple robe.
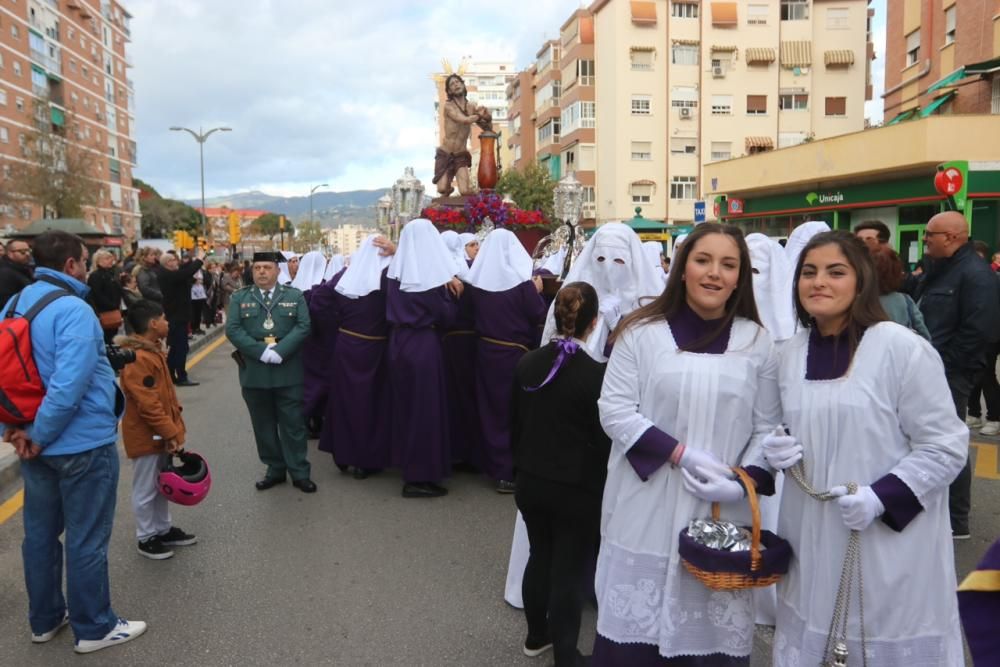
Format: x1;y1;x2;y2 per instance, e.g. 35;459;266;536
442;285;481;468
311;268;392;470
470;280;547;482
301;287;334;422
385;278;458;484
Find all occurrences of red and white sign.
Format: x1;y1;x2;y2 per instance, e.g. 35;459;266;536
934;167;964;196
727;198;744;215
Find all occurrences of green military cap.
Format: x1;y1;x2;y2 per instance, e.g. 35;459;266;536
252;251;286;263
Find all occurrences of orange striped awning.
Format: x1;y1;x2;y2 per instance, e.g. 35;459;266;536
711;45;738;52
630;1;657;25
780;41;812;68
711;2;737;26
745;47;776;64
671;39;700;46
745;136;774;150
824;50;855;66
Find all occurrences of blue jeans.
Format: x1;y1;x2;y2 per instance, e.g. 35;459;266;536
21;443;119;640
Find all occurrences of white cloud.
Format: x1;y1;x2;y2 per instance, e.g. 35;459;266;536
129;0;578;199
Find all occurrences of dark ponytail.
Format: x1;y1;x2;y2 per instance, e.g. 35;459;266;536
554;281;599;339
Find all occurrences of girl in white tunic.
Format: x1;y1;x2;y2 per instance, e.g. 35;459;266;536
594;223;782;666
762;231;967;667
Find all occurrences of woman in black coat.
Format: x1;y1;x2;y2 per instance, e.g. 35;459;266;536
511;281;610;667
87;249;124;344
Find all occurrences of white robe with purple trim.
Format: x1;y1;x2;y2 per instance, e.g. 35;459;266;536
596;317;781;658
773;323;967;667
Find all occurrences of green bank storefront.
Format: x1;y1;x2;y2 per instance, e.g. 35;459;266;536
716;164;1000;270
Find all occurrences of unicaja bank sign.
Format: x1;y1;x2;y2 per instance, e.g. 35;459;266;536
805;191;845;206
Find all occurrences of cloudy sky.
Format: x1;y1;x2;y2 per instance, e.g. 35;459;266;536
130;0;887;201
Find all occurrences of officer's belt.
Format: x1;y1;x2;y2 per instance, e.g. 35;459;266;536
254;338;281;343
480;336;530;353
338;327;387;341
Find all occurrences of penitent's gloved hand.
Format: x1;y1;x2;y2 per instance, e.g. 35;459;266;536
761;426;803;471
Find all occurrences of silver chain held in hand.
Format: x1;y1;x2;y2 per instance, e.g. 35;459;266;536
787;459;867;667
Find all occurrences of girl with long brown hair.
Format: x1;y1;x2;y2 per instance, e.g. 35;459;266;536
594;223;782;665
761;231;967;665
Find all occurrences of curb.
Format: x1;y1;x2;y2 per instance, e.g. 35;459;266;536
0;325;226;501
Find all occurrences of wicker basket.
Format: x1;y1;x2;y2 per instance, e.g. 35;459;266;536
678;467;793;591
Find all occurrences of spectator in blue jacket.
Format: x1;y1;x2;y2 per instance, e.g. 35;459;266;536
1;230;146;655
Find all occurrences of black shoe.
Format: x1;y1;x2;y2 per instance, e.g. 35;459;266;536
402;482;448;498
353;468;381;480
137;536;174;560
496;479;517;494
255;477;286;491
292;479;317;493
174;379;200;387
522;634;552;657
159;526;197;546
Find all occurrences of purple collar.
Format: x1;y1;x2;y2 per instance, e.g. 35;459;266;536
524;338;579;391
805;324;863;380
668;301;732;354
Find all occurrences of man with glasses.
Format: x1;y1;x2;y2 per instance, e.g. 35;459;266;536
916;210;1000;539
0;239;34;307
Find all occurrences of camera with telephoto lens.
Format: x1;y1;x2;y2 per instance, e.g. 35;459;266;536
105;343;137;371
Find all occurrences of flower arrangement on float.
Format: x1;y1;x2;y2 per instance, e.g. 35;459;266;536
421;192;549;233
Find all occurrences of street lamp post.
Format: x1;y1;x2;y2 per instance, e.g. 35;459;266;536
309;183;328;229
169;125;232;247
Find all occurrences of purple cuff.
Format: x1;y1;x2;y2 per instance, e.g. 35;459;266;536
741;465;776;497
626;427;679;481
871;473;923;532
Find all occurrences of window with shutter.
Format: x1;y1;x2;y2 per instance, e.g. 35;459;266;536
746;95;767;115
825;96;847;116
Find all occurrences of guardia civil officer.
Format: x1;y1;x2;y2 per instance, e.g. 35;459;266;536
225;251;316;493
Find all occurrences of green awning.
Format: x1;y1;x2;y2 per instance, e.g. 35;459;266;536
966;56;1000;75
886;108;917;126
31;64;45;76
624;206;668;231
926;68;965;94
919;91;956;117
50;107;65;127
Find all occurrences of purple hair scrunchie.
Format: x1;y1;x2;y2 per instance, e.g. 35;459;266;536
524;338;580;392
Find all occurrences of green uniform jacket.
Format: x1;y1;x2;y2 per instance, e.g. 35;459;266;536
225;284;311;388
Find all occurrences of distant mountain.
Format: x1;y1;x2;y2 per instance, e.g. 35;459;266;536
184;189;386;227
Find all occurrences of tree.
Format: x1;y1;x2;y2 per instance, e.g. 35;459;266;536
253;213;294;241
293;220;325;252
138;196;202;239
8;100;99;218
496;161;556;222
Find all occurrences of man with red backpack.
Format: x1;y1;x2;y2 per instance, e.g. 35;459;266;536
1;230;146;655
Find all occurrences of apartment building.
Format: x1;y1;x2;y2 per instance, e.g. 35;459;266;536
592;0;871;224
884;0;1000;122
327;223;376;256
506;69;535;172
559;9;597;221
0;0;138;241
533;40;562;182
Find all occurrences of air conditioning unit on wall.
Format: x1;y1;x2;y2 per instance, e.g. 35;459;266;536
712;66;725;78
679;107;692;118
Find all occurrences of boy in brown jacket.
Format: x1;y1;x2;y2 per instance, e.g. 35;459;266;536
118;300;197;560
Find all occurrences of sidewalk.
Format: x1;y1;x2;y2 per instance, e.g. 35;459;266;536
0;324;226;502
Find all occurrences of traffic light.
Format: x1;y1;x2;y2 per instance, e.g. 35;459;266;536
279;215;286;230
199;237;211;253
228;212;241;244
172;229;194;250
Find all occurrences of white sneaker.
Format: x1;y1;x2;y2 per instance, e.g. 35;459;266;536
966;415;984;428
31;612;69;643
980;421;1000;436
73;618;147;654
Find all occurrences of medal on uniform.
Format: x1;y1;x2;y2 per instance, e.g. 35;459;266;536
263;316;275;330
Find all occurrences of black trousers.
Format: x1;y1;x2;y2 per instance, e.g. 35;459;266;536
946;372;975;533
516;472;601;667
166;320;190;382
968;343;1000;421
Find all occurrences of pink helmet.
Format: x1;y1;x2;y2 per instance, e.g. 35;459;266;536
158;451;211;506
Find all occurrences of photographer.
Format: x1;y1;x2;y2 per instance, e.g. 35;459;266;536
1;230;146;655
157;249;204;386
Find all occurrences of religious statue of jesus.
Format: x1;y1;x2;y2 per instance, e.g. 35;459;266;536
435;74;492;197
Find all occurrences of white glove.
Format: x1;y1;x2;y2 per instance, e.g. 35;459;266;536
599;295;622;328
681;466;745;504
761;426;803;471
830;485;884;531
678;446;733;479
259;345;282;365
